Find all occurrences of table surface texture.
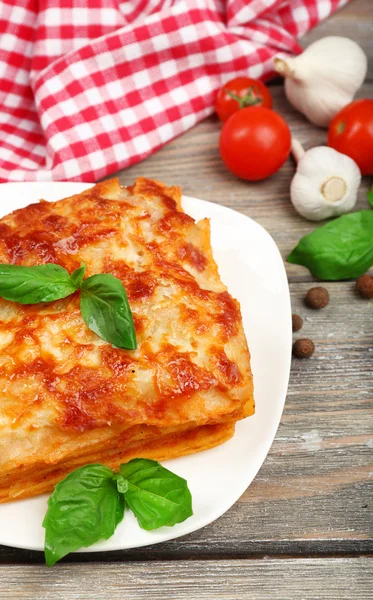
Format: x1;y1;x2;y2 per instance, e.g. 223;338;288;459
0;1;372;598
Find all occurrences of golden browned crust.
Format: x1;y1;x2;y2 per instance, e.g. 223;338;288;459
0;422;235;503
0;178;254;502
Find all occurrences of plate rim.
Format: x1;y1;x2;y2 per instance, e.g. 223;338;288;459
0;181;292;553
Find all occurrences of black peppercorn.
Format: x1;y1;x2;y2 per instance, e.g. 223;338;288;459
292;313;303;332
292;338;315;359
356;274;373;299
305;287;329;309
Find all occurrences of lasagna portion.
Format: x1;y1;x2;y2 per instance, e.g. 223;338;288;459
0;177;254;502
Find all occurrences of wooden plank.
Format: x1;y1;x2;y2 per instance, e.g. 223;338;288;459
0;558;371;600
113;82;373;283
301;0;373;81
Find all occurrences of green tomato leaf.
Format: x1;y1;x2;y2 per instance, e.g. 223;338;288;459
118;459;193;530
43;464;124;567
287;211;373;280
367;185;373;209
70;264;86;289
0;263;78;304
80;273;137;350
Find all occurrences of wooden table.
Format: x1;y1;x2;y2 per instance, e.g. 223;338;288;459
1;1;372;597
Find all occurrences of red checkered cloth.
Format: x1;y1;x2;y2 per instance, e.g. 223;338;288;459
0;0;348;182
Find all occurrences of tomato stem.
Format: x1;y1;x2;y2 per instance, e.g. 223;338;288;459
336;120;346;134
227;88;261;109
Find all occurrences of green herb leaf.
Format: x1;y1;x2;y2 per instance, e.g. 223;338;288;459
43;464;124;567
288;211;373;280
70;264;86;289
118;459;193;530
367;185;373;209
0;263;79;304
80;273;137;349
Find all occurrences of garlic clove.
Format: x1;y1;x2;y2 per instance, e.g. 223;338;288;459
290;141;361;222
275;37;368;127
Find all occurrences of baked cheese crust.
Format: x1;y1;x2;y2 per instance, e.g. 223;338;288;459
0;178;254;502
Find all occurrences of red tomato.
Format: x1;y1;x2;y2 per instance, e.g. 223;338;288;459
219;107;291;181
328;99;373;176
216;77;273;122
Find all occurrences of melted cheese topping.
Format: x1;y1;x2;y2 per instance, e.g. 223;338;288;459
0;177;254;500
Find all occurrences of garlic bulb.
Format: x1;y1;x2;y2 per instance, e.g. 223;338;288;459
290;139;361;221
274;37;367;127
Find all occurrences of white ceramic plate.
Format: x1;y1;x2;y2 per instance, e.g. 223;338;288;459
0;182;291;553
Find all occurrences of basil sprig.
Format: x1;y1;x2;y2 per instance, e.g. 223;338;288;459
117;459;192;530
288;211;373;280
43;459;192;566
0;263;136;349
70;264;86;289
43;464;125;567
80;274;136;350
0;263;84;304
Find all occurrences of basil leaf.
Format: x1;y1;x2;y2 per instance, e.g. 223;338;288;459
0;263;80;304
70;264;86;289
80;273;137;349
368;185;373;209
43;464;124;567
288;211;373;280
118;459;193;530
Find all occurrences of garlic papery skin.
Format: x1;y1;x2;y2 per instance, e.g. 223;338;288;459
274;37;367;127
290;139;361;221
